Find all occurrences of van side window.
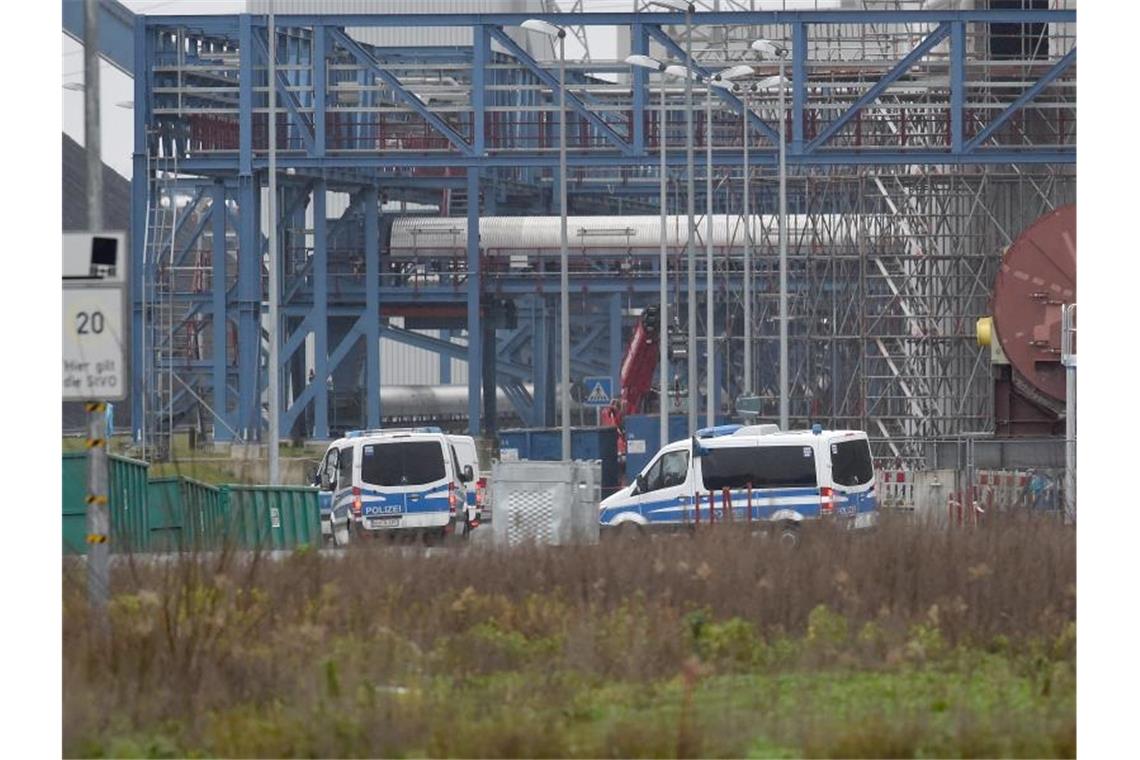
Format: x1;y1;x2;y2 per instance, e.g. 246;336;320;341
321;448;339;490
645;450;689;493
337;445;354;489
701;445;817;490
831;439;874;486
450;445;463;481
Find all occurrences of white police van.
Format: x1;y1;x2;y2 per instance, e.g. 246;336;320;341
315;427;478;542
599;424;878;543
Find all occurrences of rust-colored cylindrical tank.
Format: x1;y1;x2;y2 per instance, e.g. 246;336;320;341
991;204;1076;404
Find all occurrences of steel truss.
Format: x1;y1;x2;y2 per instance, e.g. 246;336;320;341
129;6;1075;463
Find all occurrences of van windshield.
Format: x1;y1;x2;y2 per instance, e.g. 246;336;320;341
701;445;817;490
360;441;446;487
830;439;874;486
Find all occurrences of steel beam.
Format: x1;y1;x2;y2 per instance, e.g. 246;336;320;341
62;0;135;75
646;24;781;147
965;48;1077;152
253;28;316;153
488;26;631;154
806;24;951;153
172;148;1075;172
151;10;1072;29
329;27;473;156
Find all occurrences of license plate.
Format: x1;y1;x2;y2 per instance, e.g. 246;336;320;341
852;512;877;530
367;517;400;529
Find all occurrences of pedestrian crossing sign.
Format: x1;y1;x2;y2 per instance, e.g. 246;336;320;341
582;376;613;407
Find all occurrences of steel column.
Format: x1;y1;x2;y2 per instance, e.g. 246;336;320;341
630;22;648;154
130;16;148;441
440;330;452;384
609;294;623;391
466;169;482;435
312;180;329;438
211;181;230;440
364;186;380;428
950;21;965;152
237;14;260;440
313;25;326;157
792;23;806;154
482;319;497;436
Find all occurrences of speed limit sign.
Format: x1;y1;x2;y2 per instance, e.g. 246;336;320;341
63;233;127;401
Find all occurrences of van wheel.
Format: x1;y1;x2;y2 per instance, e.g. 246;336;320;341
612;521;644;542
777;522;801;549
332;517;350;548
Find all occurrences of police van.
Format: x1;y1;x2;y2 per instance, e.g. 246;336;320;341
598;424;878;543
314;427;478;542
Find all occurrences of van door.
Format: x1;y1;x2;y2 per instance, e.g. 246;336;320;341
317;447;339;520
359;439;451;528
358;441;408;528
635;448;693;525
332;444;356;522
827;436;877;527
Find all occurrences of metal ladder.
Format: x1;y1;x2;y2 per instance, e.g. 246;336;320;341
141;141;180;462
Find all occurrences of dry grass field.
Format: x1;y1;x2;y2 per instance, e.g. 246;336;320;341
63;514;1075;758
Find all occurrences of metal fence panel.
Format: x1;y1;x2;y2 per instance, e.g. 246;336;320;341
220;485;321;551
62;452;151;555
147;477;224;552
491;461;600;547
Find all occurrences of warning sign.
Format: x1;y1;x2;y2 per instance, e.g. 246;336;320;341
63;232;128;401
582;376;613;407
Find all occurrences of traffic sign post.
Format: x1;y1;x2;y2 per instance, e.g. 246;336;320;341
64;231;127;631
582;376;614;407
582;376;614;427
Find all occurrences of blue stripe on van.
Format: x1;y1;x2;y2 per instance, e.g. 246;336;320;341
601;485;878;526
359;484;453;515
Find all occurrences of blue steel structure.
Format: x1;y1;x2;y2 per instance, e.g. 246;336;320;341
124;8;1075;458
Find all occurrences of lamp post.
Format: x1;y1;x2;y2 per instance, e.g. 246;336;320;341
650;0;697;435
522;19;571;459
751;38;789;429
703;65;754;425
710;68;758;410
626;54;674;450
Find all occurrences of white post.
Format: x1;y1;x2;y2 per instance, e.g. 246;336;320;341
1062;303;1077;522
685;8;697;435
705;83;714;426
559;33;571;461
659;79;669;449
742;85;752;396
777;53;788;430
83;0;109;631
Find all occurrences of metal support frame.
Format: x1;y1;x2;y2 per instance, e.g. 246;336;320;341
128;9;1075;461
488;26;631;154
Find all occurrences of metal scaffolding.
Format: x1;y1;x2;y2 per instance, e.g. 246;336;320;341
128;5;1076;464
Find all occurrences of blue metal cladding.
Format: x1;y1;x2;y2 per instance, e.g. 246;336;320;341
498;427;620;494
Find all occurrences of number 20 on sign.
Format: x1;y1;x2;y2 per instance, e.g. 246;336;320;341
62;287;126;401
